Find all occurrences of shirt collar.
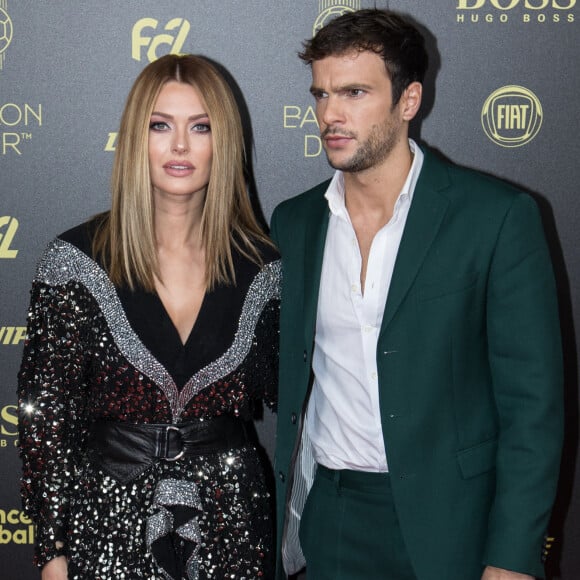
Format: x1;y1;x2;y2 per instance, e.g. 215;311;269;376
325;139;424;219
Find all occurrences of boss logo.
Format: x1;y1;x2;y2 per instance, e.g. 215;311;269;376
457;0;575;8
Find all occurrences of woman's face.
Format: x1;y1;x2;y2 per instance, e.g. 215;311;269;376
148;81;213;202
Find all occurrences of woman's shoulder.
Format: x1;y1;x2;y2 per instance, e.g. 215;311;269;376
57;214;106;257
230;235;280;291
33;215;108;285
231;233;279;268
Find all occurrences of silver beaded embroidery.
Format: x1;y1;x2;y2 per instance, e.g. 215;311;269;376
35;238;281;422
147;479;203;580
178;259;281;418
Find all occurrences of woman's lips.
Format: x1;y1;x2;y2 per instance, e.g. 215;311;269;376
163;161;195;176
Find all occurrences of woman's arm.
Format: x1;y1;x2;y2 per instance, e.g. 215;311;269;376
18;276;89;569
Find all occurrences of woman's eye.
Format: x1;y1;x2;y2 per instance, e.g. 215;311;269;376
193;123;211;133
149;121;169;131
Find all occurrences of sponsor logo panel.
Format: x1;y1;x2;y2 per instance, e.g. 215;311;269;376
313;0;361;34
0;1;13;71
132;17;190;63
456;0;576;24
0;216;19;258
0;404;18;448
0;326;26;345
0;508;34;545
0;104;43;156
481;85;543;146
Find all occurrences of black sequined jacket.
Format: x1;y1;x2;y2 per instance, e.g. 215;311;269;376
17;221;280;579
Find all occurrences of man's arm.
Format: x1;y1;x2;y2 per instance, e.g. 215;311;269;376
483;193;563;577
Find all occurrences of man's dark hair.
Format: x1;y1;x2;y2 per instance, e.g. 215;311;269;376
299;9;428;106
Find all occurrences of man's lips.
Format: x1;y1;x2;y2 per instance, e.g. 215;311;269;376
323;134;353;148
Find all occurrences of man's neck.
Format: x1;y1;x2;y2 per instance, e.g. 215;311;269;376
343;141;414;223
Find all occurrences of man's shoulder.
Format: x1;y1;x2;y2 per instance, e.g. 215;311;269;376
421;146;526;205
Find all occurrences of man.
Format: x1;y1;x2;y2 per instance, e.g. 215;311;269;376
270;9;563;580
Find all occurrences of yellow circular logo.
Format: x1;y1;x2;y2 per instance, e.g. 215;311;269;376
313;6;355;35
0;8;13;55
481;85;543;148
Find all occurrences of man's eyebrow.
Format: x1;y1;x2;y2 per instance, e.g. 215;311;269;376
309;83;373;94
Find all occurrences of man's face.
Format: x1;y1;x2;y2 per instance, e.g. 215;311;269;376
311;50;405;173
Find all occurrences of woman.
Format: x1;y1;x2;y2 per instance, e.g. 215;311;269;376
18;54;280;580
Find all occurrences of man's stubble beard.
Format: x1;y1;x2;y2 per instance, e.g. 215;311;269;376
325;117;400;174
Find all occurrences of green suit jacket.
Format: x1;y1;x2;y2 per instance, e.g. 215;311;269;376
270;147;563;580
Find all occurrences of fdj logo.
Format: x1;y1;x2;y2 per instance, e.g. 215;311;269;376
481;86;543;147
0;216;18;258
132;18;190;63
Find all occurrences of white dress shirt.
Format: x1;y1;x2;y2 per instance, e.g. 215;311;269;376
306;140;424;472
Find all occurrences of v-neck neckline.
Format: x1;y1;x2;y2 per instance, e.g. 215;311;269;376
116;279;243;391
154;289;208;349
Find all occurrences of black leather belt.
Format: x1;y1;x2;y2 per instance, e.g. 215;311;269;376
88;416;251;483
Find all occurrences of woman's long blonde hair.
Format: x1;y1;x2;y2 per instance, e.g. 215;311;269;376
93;54;272;291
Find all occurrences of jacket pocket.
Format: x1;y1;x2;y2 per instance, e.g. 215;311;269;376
456;437;497;479
417;273;478;302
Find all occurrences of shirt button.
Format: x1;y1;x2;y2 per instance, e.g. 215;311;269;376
303;350;307;362
291;412;297;424
371;372;377;380
279;472;286;482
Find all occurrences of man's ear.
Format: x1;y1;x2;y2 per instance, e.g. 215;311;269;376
400;82;423;122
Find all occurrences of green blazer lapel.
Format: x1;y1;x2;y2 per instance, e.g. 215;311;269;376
303;190;330;346
380;150;451;335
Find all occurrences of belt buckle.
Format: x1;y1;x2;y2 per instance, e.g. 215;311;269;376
164;425;184;461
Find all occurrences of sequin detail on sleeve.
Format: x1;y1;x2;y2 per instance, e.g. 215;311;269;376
17;278;90;567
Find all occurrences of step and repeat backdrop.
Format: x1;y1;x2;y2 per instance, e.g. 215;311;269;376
1;1;578;578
